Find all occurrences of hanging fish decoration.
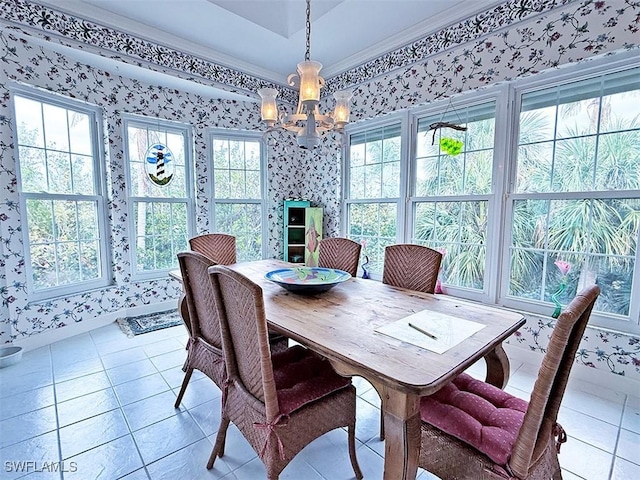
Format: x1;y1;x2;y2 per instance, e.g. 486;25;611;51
305;216;320;267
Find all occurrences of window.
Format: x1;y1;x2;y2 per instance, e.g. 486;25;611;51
13;89;110;299
343;60;639;331
505;67;640;324
210;131;266;262
124;118;192;277
411;102;497;292
344;119;406;276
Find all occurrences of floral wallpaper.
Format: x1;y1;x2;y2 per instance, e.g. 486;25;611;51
0;0;298;103
0;0;582;104
325;0;579;95
1;0;639;381
0;28;300;346
312;0;640;380
512;313;640;378
341;0;640;122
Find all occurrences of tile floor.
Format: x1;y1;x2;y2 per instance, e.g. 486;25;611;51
1;321;639;479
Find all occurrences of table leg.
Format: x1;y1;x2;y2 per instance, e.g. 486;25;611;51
379;386;421;480
484;344;510;388
327;362;421;480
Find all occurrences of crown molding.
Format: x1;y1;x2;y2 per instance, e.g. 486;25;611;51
1;0;582;100
32;0;289;85
0;0;299;103
322;0;504;78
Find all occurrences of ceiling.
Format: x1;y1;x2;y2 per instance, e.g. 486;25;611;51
34;0;504;87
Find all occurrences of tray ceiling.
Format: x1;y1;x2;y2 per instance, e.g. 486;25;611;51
34;0;504;84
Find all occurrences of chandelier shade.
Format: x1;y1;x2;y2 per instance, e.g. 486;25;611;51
333;90;353;129
258;88;278;127
257;0;353;149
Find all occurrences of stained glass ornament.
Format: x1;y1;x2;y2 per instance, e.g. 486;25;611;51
145;143;175;186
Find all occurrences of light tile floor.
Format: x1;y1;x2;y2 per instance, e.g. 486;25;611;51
1;322;639;479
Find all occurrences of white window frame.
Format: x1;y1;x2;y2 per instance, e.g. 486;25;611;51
342;112;410;280
500;57;640;333
407;88;510;304
11;85;111;301
343;53;640;333
123;115;195;281
208;129;268;261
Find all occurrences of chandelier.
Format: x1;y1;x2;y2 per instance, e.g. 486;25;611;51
257;0;352;149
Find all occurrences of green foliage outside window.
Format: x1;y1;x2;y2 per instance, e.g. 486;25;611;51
212;137;264;261
347;125;401;274
15;94;104;293
509;86;640;316
127;122;190;273
349;69;639;320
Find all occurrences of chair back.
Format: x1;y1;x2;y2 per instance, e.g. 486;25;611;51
189;233;236;265
209;265;280;421
177;251;223;350
382;244;442;293
509;285;600;477
318;237;362;277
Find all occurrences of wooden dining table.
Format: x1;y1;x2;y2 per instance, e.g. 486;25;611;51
171;259;525;480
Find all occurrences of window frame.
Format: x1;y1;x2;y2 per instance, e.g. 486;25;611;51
208;128;268;261
342;53;640;333
407;88;510;304
499;60;640;333
123;115;195;281
11;84;112;301
342;111;411;280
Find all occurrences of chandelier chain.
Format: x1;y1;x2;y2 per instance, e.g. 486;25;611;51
305;0;311;61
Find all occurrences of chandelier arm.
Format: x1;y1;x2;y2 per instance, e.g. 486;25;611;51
282;113;308;123
314;113;335;129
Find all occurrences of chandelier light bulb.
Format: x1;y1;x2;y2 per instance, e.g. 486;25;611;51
296;60;323;105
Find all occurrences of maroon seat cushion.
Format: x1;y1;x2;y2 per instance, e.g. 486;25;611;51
420;373;528;465
272;345;351;416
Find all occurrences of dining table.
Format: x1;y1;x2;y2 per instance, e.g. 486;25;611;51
170;259;525;480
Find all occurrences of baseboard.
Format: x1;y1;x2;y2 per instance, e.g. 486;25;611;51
504;343;640;397
13;300;176;352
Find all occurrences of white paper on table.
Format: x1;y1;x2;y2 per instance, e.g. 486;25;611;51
375;310;486;354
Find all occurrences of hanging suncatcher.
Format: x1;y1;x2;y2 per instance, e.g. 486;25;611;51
145;143;175;186
426;99;467;156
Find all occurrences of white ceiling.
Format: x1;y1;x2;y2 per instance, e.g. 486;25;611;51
35;0;503;85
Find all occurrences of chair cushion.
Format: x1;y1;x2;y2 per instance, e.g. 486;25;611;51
420;373;528;465
272;345;351;416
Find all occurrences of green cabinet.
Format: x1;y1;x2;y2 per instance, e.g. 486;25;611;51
283;200;322;265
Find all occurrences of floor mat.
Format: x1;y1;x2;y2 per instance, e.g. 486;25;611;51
116;310;183;337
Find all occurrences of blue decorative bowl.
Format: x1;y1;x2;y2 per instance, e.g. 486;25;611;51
265;267;351;294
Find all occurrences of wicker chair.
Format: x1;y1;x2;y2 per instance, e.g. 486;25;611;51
207;266;363;480
188;233;289;351
173;251;226;409
418;285;600;480
379;243;443;438
189;233;236;265
173;251;287;409
382;243;443;293
317;237;362;277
